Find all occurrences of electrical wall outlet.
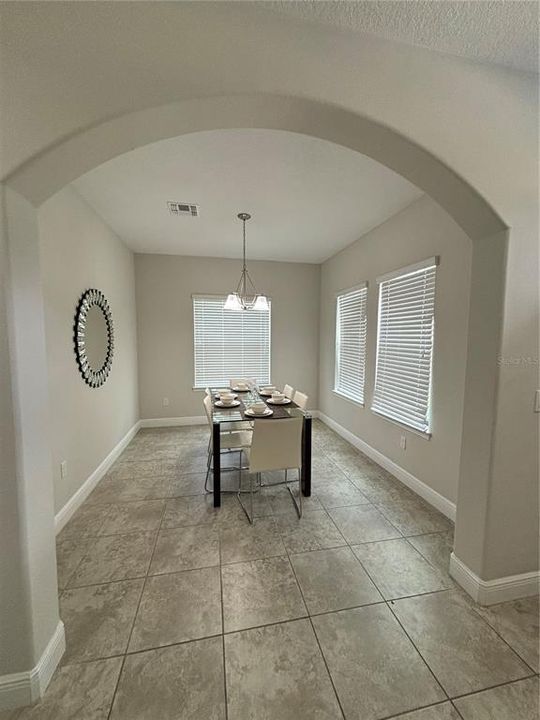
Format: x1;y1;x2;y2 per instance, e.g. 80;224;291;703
163;397;170;407
535;389;540;413
400;435;407;450
60;460;67;479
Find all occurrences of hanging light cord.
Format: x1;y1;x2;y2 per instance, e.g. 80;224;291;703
242;215;247;297
235;213;258;302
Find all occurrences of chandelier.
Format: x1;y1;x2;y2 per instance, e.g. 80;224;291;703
224;213;269;311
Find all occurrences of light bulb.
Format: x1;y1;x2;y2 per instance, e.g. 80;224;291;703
224;293;243;311
253;295;269;311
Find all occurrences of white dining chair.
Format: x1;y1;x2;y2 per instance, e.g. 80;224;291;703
203;395;251;492
283;384;294;400
238;416;303;523
293;391;309;410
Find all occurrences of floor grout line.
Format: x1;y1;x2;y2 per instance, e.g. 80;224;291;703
448;672;539;701
320;499;453;707
378;699;462;720
52;423;538;720
217;516;229;720
104;498;167;720
465;604;540;676
283;539;347;720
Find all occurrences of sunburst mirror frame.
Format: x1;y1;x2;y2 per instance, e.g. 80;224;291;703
73;288;114;388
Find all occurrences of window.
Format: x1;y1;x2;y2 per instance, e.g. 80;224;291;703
334;283;368;404
372;257;438;434
193;295;271;388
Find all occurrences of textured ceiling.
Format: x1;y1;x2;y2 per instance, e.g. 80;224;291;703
268;1;539;73
73;129;422;263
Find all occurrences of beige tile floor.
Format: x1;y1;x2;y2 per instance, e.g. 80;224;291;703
3;421;539;720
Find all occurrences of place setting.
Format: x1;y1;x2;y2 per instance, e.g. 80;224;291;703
258;385;277;396
266;390;291;405
244;400;273;418
215;391;241;408
230;381;250;392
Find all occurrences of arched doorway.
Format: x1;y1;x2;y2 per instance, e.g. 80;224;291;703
1;93;509;705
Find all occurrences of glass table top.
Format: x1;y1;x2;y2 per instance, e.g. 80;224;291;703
210;387;308;425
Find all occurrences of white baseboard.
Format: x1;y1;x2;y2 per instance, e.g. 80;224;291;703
54;421;141;534
450;553;540;605
0;621;65;711
317;411;456;521
139;415;207;428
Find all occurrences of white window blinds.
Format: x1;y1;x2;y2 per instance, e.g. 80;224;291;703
334;284;368;404
372;258;438;434
193;295;271;388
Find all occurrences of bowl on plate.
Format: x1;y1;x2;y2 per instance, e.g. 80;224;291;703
250;402;268;415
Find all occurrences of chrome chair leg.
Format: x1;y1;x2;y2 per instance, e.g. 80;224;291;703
298;468;302;518
204;448;213;492
286;467;302;519
237;451;255;524
250;472;255;524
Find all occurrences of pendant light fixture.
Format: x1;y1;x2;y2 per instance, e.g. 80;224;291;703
224;213;269;311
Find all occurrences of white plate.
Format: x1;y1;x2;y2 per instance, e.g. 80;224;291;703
267;397;291;405
244;407;273;417
215;399;241;408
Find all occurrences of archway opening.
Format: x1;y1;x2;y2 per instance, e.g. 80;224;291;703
2;94;508;697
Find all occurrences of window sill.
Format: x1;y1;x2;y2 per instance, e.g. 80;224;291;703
332;389;365;408
370;408;432;440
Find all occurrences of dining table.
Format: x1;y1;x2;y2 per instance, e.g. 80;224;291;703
210;387;312;507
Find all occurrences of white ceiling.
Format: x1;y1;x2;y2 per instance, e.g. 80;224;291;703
268;1;539;74
73;130;422;264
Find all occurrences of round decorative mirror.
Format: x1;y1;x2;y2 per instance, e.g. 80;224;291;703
74;289;114;387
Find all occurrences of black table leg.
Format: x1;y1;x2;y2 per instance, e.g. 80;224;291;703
212;421;221;507
301;415;312;497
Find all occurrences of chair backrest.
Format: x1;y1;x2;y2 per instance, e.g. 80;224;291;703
283;384;294;400
203;394;213;426
230;377;256;389
205;387;211;397
293;391;308;410
248;417;303;473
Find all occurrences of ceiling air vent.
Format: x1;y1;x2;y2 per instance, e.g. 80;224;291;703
167;202;200;217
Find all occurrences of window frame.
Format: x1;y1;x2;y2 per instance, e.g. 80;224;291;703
333;282;368;407
192;293;272;390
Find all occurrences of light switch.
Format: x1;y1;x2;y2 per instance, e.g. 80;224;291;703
400;435;407;450
535;390;540;413
60;460;67;479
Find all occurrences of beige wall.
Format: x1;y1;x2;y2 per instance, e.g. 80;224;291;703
1;186;61;679
38;186;139;514
3;2;539;582
135;254;320;419
320;195;472;505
